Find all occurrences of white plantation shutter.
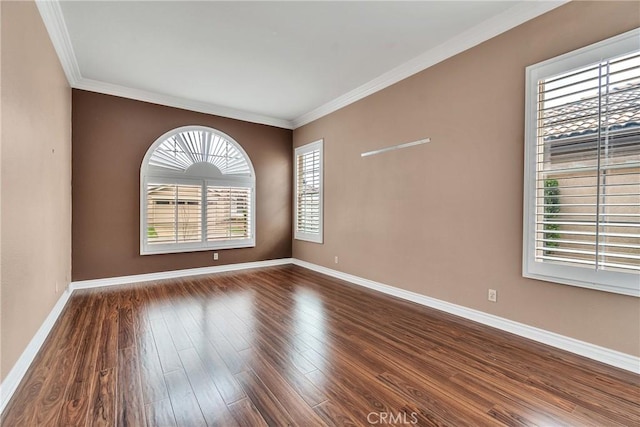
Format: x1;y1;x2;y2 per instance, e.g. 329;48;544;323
141;126;256;254
149;129;251;175
297;151;320;232
146;184;202;244
207;186;252;241
524;29;640;296
295;140;323;243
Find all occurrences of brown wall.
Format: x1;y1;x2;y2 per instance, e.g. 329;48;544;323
1;1;72;380
292;1;640;356
72;90;292;281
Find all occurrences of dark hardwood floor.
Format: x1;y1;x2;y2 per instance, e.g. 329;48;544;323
2;265;639;426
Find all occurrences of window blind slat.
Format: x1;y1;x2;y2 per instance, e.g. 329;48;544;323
146;183;202;244
206;186;251;241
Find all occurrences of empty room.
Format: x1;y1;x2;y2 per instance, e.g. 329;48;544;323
1;0;639;425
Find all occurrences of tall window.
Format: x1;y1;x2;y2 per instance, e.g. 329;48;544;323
295;140;323;243
523;29;639;296
141;126;255;255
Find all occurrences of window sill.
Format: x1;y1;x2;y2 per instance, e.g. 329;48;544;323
523;269;639;297
141;240;256;256
294;233;323;244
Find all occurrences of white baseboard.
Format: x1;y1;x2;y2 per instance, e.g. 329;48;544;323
0;257;292;415
2;255;636;417
291;259;640;374
0;288;73;413
71;258;294;290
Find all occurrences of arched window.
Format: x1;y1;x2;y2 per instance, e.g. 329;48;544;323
140;126;255;255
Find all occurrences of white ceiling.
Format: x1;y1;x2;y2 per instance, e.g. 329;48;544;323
43;1;565;128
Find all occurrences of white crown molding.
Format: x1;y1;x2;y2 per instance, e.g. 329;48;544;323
37;0;567;131
35;0;81;85
35;1;293;129
70;258;293;290
291;0;568;128
73;78;294;130
291;259;640;374
0;288;72;414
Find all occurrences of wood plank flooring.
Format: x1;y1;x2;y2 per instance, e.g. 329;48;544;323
2;265;639;426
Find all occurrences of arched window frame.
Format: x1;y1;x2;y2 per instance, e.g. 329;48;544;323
140;125;256;255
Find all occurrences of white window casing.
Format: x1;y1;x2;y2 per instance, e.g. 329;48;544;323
523;28;640;297
141;125;256;255
295;139;324;243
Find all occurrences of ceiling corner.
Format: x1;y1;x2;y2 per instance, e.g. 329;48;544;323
36;0;82;85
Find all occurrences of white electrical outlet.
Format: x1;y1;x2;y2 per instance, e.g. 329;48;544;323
334;256;339;264
213;252;219;261
55;282;59;293
488;289;497;302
